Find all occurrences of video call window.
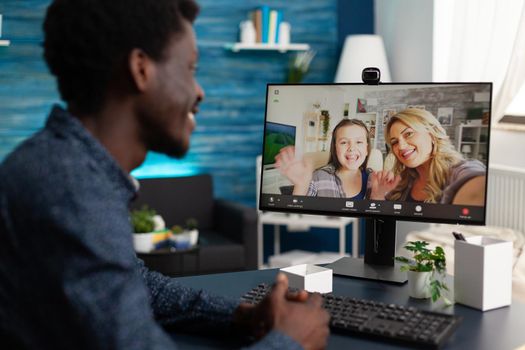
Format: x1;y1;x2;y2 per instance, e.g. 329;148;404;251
260;83;492;224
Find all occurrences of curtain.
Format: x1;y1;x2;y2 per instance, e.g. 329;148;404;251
433;0;524;123
494;5;525;123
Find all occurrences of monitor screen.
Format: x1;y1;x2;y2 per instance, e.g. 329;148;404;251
259;83;492;225
263;121;296;166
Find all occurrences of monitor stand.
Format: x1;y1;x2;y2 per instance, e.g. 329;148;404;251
327;218;407;284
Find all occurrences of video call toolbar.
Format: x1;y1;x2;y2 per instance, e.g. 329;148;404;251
260;194;485;224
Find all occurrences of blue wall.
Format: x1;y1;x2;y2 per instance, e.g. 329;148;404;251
0;0;338;207
0;1;60;167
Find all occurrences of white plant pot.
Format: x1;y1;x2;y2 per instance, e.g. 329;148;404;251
408;270;432;299
170;232;190;249
170;230;199;249
133;232;155;253
188;229;199;246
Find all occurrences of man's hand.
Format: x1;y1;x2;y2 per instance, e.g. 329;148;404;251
234;273;330;350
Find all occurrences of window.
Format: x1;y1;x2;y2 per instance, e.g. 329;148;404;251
433;0;525;127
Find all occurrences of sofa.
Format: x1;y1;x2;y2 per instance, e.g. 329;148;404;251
130;175;258;276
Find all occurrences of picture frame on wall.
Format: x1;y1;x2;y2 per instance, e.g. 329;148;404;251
382;109;397;127
437;107;454;126
357;98;367;113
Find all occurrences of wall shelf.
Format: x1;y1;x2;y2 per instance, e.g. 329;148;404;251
0;39;10;46
224;42;310;53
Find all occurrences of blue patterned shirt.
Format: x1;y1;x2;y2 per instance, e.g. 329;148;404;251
0;106;301;350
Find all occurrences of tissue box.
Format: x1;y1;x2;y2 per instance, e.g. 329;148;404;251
454;236;512;311
280;264;332;294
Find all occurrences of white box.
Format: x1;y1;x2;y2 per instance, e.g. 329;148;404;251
269;250;317;268
280;264;333;293
454;236;512;311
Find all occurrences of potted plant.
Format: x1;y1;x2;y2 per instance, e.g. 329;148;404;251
395;241;449;303
169;218;199;250
287;50;316;83
131;205;167;253
170;224;192;250
185;217;199;246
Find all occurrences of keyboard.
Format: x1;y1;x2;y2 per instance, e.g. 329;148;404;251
240;283;461;349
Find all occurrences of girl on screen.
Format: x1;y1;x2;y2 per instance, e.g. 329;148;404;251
370;108;486;205
275;119;370;199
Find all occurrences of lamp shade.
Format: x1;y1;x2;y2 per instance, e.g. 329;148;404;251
335;35;391;83
461;144;472;154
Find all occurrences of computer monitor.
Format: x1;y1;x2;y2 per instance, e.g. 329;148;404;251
259;83;492;283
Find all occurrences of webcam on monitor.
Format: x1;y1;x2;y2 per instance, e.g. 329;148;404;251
362;67;381;85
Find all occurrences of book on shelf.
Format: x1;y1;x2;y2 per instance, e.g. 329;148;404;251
260;5;270;43
252;9;262;43
268;10;282;44
249;6;283;45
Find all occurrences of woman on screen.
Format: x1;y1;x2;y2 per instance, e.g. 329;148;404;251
371;108;486;205
275;119;370;199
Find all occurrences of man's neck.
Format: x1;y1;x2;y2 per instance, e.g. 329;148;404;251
72;101;147;173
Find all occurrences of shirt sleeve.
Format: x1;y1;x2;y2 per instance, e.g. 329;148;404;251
42;188;180;349
242;330;303;350
307;170;320;196
137;259;239;329
138;263;305;350
441;160;487;204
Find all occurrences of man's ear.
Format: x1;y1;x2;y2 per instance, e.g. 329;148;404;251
128;48;155;92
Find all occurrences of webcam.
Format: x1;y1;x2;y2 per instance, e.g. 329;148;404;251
362;67;381;85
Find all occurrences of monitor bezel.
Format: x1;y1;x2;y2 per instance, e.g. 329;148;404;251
258;82;493;226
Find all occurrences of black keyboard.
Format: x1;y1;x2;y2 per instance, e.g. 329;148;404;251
241;283;461;349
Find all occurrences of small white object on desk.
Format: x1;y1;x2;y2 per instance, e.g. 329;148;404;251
280;264;332;294
454;235;512;311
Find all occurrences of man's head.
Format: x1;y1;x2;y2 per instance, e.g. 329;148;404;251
43;0;203;158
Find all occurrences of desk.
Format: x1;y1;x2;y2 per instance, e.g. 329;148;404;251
173;268;525;350
257;212;359;268
137;246;200;277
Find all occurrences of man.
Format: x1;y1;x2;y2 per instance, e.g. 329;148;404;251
0;0;329;349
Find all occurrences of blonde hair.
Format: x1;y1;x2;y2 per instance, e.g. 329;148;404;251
385;108;463;203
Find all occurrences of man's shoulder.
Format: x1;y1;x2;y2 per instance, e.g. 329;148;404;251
0;129;98;198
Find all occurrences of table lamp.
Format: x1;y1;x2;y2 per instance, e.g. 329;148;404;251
335;35;391;83
461;144;472;157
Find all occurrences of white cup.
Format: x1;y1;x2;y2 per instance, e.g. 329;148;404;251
278;22;291;46
240;20;255;44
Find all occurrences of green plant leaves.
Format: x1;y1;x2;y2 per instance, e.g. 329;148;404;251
396;240;449;303
130;205;156;233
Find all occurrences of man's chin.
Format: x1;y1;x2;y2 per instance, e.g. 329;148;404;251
149;141;189;159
